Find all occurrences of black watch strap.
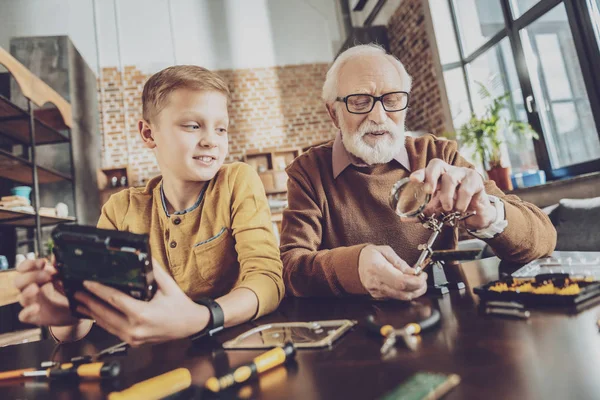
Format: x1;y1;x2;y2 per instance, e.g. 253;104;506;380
191;297;225;341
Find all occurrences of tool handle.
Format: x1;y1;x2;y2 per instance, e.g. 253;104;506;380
0;368;35;380
365;315;394;337
418;308;441;332
48;361;120;380
109;368;191;400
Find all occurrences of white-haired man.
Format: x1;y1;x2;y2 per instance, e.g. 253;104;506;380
280;44;556;300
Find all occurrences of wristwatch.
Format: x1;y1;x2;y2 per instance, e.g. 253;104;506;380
190;297;225;341
468;195;508;239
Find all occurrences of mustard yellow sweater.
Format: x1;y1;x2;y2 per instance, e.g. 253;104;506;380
97;162;284;318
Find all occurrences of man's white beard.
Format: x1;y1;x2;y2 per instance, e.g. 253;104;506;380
339;116;405;165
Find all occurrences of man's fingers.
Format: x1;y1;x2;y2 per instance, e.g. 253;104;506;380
13;270;52;291
376;246;414;274
372;261;426;293
438;169;464;212
423;160;447;194
395;272;427;292
454;170;483;212
409;169;426;183
379;276;427;301
16;259;45;273
82;281;141;314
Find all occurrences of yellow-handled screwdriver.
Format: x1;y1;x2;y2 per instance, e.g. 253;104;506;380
109;368;192;400
205;342;296;393
0;361;120;381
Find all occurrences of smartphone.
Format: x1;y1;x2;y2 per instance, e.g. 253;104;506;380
51;224;156;317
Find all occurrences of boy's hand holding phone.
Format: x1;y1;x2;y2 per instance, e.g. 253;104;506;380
74;259;210;347
15;257;211;346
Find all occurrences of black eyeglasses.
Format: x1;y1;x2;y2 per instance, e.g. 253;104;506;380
336;91;409;114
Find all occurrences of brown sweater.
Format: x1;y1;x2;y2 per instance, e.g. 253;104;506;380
280;135;557;297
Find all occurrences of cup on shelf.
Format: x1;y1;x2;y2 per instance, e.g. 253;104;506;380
11;186;32;200
56;202;69;218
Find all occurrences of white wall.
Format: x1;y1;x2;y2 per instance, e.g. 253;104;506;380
0;0;344;74
0;0;98;69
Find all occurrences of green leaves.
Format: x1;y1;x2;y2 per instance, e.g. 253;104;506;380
455;82;537;170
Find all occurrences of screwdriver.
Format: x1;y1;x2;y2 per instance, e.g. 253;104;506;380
0;361;121;381
205;342;296;393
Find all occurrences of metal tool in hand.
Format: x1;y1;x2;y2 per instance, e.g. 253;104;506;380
389;178;478;275
365;308;441;354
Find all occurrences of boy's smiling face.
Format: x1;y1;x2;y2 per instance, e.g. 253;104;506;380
141;88;229;183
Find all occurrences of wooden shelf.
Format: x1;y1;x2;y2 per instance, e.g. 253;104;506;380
244;147;302;172
0;208;76;227
243;147;301;195
0;95;70;145
0;148;73;184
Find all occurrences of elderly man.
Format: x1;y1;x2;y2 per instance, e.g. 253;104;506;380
280;44;556;300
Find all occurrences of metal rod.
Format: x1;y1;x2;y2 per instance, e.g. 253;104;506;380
27;100;42;256
364;0;388;27
27;100;48;341
339;0;354;40
67;126;77;223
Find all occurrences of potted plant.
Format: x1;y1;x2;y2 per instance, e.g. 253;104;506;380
456;83;538;191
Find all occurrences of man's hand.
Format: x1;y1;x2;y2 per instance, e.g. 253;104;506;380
15;259;79;327
410;159;497;231
358;245;427;300
74;259;209;347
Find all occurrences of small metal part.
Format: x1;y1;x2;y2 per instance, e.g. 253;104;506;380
485;307;530;319
380;333;397;354
485;301;525;309
23;371;47;378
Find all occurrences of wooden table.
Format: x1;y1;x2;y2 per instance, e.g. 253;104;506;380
1;257;600;399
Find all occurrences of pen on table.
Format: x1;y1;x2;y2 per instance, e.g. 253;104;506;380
0;361;120;381
205;342;296;393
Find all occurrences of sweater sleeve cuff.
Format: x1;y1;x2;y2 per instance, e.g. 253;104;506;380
330;244;369;295
485;200;525;252
235;276;283;319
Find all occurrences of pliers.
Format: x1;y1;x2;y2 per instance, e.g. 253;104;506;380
365;308;441;354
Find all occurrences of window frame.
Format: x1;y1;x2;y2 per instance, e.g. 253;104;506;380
440;0;600;180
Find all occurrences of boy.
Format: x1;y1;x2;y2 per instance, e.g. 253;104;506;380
14;66;284;345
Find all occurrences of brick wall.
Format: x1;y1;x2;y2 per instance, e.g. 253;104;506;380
387;0;449;136
97;64;336;186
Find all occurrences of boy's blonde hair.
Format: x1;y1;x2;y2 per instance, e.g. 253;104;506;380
142;65;231;122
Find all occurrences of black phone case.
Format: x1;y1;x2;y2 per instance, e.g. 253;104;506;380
51;224;156;318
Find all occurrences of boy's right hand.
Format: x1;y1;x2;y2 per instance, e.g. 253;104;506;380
14;258;79;327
